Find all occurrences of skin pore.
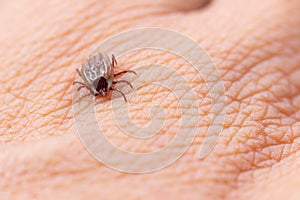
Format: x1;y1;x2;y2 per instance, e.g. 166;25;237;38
0;0;300;199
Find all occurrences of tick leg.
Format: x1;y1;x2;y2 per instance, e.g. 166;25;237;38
74;83;95;97
77;85;95;97
110;88;127;102
79;91;97;99
76;68;82;77
114;70;137;77
112;54;117;68
73;82;90;92
77;85;89;92
73;81;85;86
113;80;133;89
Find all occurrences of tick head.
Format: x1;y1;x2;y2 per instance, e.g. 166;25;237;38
94;77;108;96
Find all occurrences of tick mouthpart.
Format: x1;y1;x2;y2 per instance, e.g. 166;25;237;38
99;90;107;96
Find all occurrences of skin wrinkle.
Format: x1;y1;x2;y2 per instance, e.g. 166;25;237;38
0;0;300;199
209;0;300;181
214;0;298;195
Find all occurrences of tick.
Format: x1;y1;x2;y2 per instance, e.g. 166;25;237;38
73;52;136;102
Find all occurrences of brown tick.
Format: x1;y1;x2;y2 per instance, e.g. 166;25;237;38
73;52;136;102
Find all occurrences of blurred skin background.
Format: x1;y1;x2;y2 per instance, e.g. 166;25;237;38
0;0;300;199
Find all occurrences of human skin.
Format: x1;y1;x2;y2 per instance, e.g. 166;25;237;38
0;0;300;199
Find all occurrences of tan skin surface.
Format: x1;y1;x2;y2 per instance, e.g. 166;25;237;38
1;0;300;199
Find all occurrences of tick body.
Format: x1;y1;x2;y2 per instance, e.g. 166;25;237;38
73;52;136;102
